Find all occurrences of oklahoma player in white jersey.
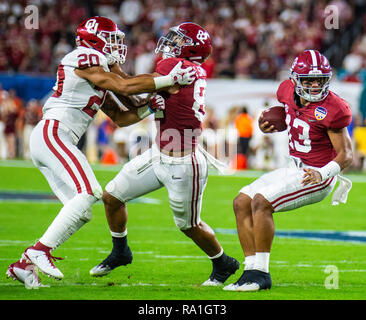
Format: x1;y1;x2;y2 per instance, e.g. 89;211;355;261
6;16;197;288
224;50;353;292
89;23;240;286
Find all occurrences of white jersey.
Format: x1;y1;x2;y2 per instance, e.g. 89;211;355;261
43;46;109;140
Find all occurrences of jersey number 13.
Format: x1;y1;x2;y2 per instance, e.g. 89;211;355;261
285;114;311;153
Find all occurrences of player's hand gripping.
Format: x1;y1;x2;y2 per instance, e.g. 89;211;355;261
302;168;322;186
148;94;165;113
258;114;277;133
168;61;196;86
106;51;121;66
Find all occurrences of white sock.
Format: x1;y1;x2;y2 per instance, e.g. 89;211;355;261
244;255;256;270
253;252;270;273
110;230;127;238
40;193;96;248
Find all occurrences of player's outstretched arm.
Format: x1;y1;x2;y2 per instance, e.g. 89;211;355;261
75;66;157;95
101;92;165;127
108;64;152;108
109;63;131;79
75;61;196;96
101;93;140;126
109;63;151;79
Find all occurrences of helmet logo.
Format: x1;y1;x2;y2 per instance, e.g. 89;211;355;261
197;30;209;43
291;57;298;70
309;68;322;75
85;19;99;34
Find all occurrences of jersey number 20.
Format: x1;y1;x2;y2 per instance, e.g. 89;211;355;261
77;53;100;68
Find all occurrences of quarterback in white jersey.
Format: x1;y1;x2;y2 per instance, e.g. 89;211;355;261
7;16;196;288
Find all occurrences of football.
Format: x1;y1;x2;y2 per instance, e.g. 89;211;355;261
259;106;287;132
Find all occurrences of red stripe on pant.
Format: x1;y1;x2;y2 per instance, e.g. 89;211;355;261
271;177;332;207
191;154;197;228
272;177;334;210
193;152;200;226
52;121;93;195
44;120;93;195
43;119;82;193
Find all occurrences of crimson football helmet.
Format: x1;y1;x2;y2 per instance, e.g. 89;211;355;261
76;16;127;64
155;22;212;63
291;50;332;102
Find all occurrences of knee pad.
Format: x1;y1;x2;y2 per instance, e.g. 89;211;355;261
92;184;103;200
169;198;185;214
105;180;117;196
175;217;202;231
68;193;97;220
171;200;192;231
81;207;92;222
41;193;96;248
174;216;190;230
105;178;129;203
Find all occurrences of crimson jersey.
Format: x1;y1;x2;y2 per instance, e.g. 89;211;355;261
155;57;206;152
277;79;352;167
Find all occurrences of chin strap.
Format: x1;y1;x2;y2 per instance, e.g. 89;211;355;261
331;175;352;206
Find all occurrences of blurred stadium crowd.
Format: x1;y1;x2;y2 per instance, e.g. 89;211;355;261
0;0;361;76
0;0;366;171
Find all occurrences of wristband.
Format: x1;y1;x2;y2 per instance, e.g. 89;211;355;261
137;105;154;119
317;160;341;181
153;75;174;89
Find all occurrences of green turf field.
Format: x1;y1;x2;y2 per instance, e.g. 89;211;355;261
0;160;365;301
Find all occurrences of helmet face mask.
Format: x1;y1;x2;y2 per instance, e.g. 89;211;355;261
155;22;212;63
99;30;127;64
294;74;332;102
155;28;192;59
76;17;127;65
291;50;332;102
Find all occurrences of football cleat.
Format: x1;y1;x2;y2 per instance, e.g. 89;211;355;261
6;259;46;289
23;246;64;280
223;269;272;292
201;255;240;286
90;246;133;277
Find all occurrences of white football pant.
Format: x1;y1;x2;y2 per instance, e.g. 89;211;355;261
30;119;102;248
105;144;208;230
240;156;337;211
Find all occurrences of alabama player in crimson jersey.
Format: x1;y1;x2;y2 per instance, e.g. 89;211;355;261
6;16;197;288
90;23;240;286
224;50;353;292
